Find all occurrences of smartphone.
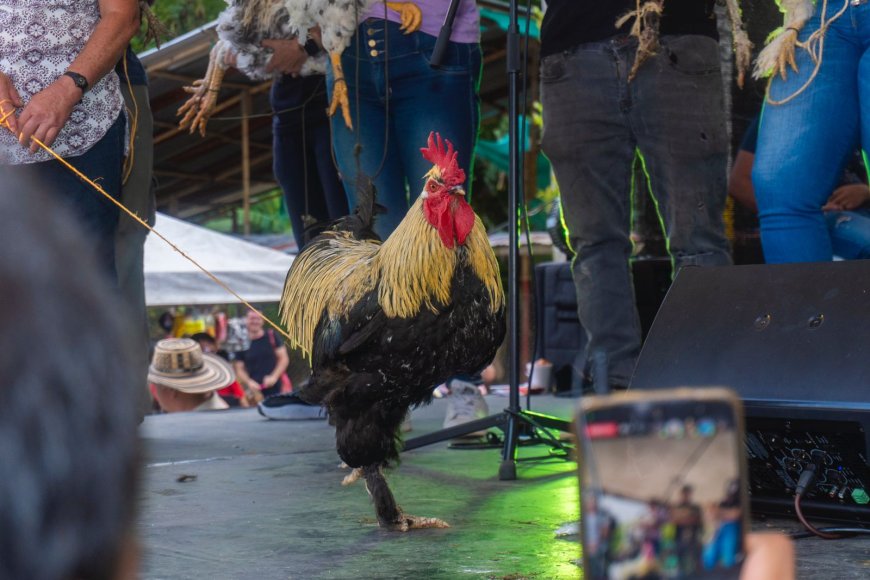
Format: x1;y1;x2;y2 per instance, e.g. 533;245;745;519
577;388;748;580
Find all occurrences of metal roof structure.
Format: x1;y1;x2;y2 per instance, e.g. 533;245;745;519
140;1;538;231
141;24;276;227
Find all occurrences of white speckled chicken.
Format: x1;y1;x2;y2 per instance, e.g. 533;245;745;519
177;0;421;135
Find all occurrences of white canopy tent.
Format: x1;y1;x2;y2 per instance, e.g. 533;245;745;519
144;213;294;307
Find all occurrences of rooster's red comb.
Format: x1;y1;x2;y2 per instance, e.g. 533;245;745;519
420;132;466;187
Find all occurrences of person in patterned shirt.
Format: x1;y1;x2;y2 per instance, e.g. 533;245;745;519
0;0;140;280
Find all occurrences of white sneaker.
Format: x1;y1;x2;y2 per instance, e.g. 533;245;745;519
443;379;489;436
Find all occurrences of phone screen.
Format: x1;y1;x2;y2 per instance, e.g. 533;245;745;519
580;395;745;580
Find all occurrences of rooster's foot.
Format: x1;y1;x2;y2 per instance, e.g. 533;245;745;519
386;2;422;34
341;467;363;486
387;513;450;531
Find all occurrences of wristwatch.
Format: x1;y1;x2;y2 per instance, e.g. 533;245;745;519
63;71;89;94
303;39;322;57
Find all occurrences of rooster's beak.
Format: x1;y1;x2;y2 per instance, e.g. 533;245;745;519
450;186;465;196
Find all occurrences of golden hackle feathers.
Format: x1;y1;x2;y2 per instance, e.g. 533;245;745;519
375;197;502;320
280;234;380;358
279;197;504;360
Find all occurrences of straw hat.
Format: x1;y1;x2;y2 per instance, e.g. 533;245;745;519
148;338;235;394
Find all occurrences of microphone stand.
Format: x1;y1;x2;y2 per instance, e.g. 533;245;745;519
404;0;573;480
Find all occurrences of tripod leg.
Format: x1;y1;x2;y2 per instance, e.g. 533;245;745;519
499;415;518;480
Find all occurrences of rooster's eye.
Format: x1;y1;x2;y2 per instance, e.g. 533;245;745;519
427;180;439;193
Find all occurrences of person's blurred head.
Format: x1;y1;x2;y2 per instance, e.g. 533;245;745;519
680;485;694;502
0;175;140;580
148;338;234;413
191;331;218;354
245;309;264;334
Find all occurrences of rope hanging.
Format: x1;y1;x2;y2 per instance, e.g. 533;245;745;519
0;100;294;344
754;0;848;106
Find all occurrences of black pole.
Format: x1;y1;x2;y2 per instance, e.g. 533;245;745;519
497;0;522;481
402;0;572;465
430;0;462;68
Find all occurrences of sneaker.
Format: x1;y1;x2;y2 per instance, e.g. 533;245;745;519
443;379;489;436
257;392;327;420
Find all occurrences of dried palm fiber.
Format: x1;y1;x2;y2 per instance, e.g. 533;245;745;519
725;0;753;88
139;1;169;49
617;0;752;85
754;0;848;105
617;0;664;81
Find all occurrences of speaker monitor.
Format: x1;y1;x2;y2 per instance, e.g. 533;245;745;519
632;261;870;524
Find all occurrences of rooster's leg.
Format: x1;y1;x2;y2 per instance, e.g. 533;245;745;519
385;2;422;33
327;51;352;130
363;464;449;531
177;41;228;136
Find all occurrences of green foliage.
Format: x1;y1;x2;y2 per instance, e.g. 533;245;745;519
132;0;227;52
201;190;292;235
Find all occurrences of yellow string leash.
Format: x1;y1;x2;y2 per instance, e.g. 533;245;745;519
0;99;294;344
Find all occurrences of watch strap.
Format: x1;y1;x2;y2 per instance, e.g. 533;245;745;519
63;71;89;94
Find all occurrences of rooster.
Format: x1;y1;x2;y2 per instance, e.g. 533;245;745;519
178;0;422;135
279;133;506;530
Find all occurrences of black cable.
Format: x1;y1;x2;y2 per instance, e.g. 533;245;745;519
790;527;870;540
793;464;843;539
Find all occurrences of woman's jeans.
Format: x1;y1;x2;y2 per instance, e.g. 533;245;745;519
272;75;348;249
827;207;870;259
327;20;482;239
540;35;732;386
7;113;126;282
754;2;870;263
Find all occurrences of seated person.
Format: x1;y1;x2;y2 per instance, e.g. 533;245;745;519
731;116;870;260
149;338;235;412
191;332;250;408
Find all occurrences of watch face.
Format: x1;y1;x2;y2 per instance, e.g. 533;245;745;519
66;72;87;92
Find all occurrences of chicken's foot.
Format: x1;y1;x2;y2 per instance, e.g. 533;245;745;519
177;41;228;136
327;51;352;130
341;465;363;486
385;2;422;34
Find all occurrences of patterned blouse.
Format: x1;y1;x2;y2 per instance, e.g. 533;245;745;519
0;0;123;165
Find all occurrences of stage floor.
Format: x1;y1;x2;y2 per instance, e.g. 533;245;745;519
138;395;869;579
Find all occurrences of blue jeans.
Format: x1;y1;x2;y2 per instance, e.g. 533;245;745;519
272;75;348;249
7;113;125;281
827;207;870;259
753;3;870;263
540;35;732;385
327;19;482;239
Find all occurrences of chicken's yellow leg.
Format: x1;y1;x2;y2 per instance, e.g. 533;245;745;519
177;41;228;136
327;51;352;130
385;2;422;34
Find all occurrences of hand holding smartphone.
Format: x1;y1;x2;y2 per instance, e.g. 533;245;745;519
577;388;748;580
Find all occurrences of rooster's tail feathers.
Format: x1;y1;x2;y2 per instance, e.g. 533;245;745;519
332;173;383;241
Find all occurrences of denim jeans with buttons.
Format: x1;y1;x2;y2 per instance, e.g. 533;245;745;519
327;19;482;239
540;35;732;386
753;3;870;263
